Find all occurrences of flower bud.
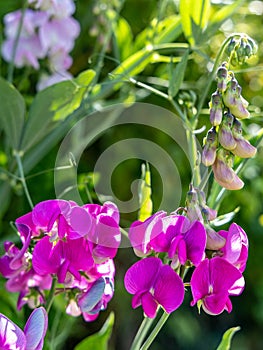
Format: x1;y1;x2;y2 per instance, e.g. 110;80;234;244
223;79;250;119
218;113;236;150
206;226;226;250
209;92;223;126
231;119;257;157
212;149;244;190
202;128;218;166
216;64;228;92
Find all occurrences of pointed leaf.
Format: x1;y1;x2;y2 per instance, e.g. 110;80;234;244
179;0;210;45
20;70;95;152
211;207;240;227
168;49;189;98
74;312;114;350
216;326;241;350
113;16;133;60
0;77;25;149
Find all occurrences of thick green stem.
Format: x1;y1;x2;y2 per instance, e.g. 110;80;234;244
140;312;170;350
130;316;155;350
46;276;57;314
186;128;201;187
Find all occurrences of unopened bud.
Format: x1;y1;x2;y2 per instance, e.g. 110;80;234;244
232;121;257;158
223;79;250;119
212;150;244;190
218;113;236;150
216;64;228;92
202;128;218;166
206;226;226;250
209;92;223;126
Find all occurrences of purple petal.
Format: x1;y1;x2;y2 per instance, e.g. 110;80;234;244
32;200;71;232
124;257;161;294
92;215;121;249
68;206;92;239
24;307;48;350
141;292;158;318
0;313;26;350
32;236;61;275
203;291;230;315
78;278;105;313
190;258;210;305
153;265;184;313
184;221;206;266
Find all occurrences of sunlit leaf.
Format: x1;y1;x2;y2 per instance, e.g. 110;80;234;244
113;16;133;60
138;163;153;221
20;70;95;152
0;77;25;149
74;312;114;350
211;207;240;227
168;49;189;98
179;0;210;45
216;327;240;350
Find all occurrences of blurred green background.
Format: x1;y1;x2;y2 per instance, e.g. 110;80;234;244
0;0;263;349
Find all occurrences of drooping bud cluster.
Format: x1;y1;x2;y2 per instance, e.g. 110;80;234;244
202;38;257;190
226;35;257;66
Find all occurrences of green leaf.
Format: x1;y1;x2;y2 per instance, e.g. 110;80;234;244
168;49;189;98
138;163;153;221
179;0;210;46
20;70;95;152
211;207;240;227
74;312;114;350
113;16;133;60
0;77;25;149
134;15;182;50
216;327;241;350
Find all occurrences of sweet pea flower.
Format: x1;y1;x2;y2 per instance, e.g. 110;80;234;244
32;236;94;283
16;199;92;240
0;307;47;350
124;257;184;318
218;223;248;273
29;0;76;19
39;17;80;53
190;257;244;315
128;211;167;257
84;202;121;263
150;215;207;268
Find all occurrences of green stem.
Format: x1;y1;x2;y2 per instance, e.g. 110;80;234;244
46;276;57;314
14;150;34;209
7;1;27;83
140;311;170;350
186;128;201;187
130;316;155;350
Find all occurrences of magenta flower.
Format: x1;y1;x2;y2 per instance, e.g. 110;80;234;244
128;211;167;257
124;257;184;318
0;307;47;350
190;257;244;315
150;215;207;268
84;202;121;263
16;199;92;240
218;223;248;272
32;236;93;283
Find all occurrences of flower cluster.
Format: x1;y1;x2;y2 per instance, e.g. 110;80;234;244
124;190;248;317
0;200;121;322
202;35;257;190
1;0;80;90
0;307;47;350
